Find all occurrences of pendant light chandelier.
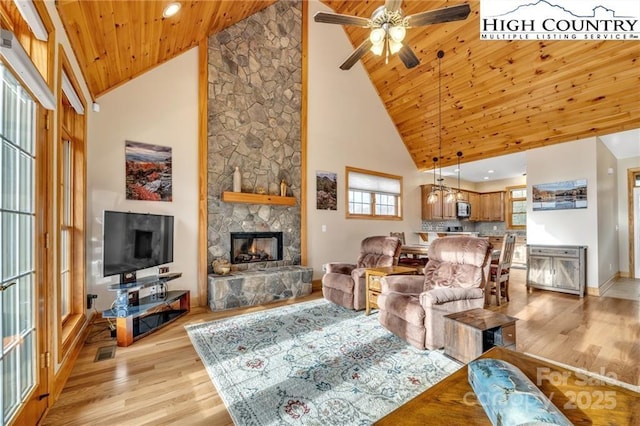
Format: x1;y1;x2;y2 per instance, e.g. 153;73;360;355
426;156;439;204
428;50;457;205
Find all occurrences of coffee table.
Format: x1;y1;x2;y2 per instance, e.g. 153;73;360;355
365;266;417;315
443;308;517;363
376;346;640;425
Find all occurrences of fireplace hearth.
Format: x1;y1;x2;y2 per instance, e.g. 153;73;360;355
230;232;283;264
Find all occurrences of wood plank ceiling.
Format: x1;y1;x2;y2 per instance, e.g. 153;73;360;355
56;0;640;169
56;0;276;98
319;1;640;169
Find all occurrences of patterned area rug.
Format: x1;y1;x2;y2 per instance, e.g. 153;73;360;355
186;299;461;425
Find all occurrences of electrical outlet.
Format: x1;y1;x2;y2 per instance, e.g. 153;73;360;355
86;294;98;309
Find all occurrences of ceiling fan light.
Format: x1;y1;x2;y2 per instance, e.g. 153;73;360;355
389;25;406;43
369;28;386;45
371;42;384;56
389;40;402;55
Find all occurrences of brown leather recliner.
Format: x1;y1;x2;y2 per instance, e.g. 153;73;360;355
377;236;492;350
322;236;402;310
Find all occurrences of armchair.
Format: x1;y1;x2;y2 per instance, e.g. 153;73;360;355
322;236;402;310
377;236;493;350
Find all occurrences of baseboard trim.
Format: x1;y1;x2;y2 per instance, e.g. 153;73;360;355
588;272;620;296
312;278;322;292
586;287;600;296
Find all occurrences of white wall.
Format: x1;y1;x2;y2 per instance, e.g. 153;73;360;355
595;139;618;284
307;0;423;278
476;176;527;193
526;138;600;288
616;155;640;274
86;48;199;310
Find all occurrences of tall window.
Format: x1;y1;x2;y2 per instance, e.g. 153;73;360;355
0;62;37;425
56;49;86;361
346;167;402;220
59;137;72;320
507;185;526;229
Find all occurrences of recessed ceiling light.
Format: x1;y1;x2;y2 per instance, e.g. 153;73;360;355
487;170;495;174
163;2;181;18
454;168;460;173
483;176;489;180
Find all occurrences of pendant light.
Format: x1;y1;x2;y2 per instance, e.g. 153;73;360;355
438;50;455;204
427;50;458;205
455;151;464;200
426;157;439;204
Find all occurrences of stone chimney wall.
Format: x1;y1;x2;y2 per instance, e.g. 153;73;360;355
206;0;302;272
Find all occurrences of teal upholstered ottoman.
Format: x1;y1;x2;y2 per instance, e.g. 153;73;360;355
468;359;572;425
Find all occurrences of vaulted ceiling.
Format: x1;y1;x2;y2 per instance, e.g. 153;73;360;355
56;0;640;169
56;0;277;97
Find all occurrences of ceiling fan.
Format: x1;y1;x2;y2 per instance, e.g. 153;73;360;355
314;1;471;70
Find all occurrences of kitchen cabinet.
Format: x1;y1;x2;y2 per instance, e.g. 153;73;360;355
421;185;441;220
468;192;480;221
420;186;504;222
421;185;457;220
479;192;505;221
527;245;586;296
456;190;470;202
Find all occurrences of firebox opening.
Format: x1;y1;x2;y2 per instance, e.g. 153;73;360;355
230;232;283;264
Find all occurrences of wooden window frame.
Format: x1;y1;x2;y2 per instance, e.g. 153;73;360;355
56;46;86;362
345;166;403;220
506;185;527;230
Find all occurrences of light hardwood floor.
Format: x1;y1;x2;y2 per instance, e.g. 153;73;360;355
602;276;640;301
43;270;640;425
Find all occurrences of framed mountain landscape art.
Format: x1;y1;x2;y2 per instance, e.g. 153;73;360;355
125;141;173;201
532;179;587;211
316;171;337;210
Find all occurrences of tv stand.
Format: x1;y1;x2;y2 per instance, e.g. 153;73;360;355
102;273;189;347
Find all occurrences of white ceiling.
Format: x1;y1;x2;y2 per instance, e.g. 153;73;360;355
435;128;640;183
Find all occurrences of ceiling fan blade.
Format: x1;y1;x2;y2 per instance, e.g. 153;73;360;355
313;11;371;27
340;39;373;70
385;0;403;13
398;44;420;69
404;4;471;27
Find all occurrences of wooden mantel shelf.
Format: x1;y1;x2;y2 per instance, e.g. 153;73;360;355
221;191;296;206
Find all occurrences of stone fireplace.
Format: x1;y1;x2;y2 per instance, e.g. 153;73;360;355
230;232;283;264
206;0;303;274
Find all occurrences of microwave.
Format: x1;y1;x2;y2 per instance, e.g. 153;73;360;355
457;201;471;218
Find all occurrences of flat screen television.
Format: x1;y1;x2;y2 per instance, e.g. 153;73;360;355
103;210;174;279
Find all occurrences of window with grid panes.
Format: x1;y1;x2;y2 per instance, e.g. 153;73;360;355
56;50;87;363
507;185;527;229
346;167;402;220
0;62;37;425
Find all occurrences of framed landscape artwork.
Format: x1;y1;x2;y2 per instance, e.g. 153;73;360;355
125;141;173;201
532;179;587;211
316;171;337;210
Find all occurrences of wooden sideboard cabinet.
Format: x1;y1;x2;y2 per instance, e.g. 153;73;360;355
527;245;587;296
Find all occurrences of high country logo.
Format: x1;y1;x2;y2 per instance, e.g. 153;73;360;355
481;0;640;40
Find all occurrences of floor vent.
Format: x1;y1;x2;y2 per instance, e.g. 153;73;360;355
94;345;116;362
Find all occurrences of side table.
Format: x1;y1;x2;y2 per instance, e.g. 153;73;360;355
443;308;517;363
365;265;417;315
